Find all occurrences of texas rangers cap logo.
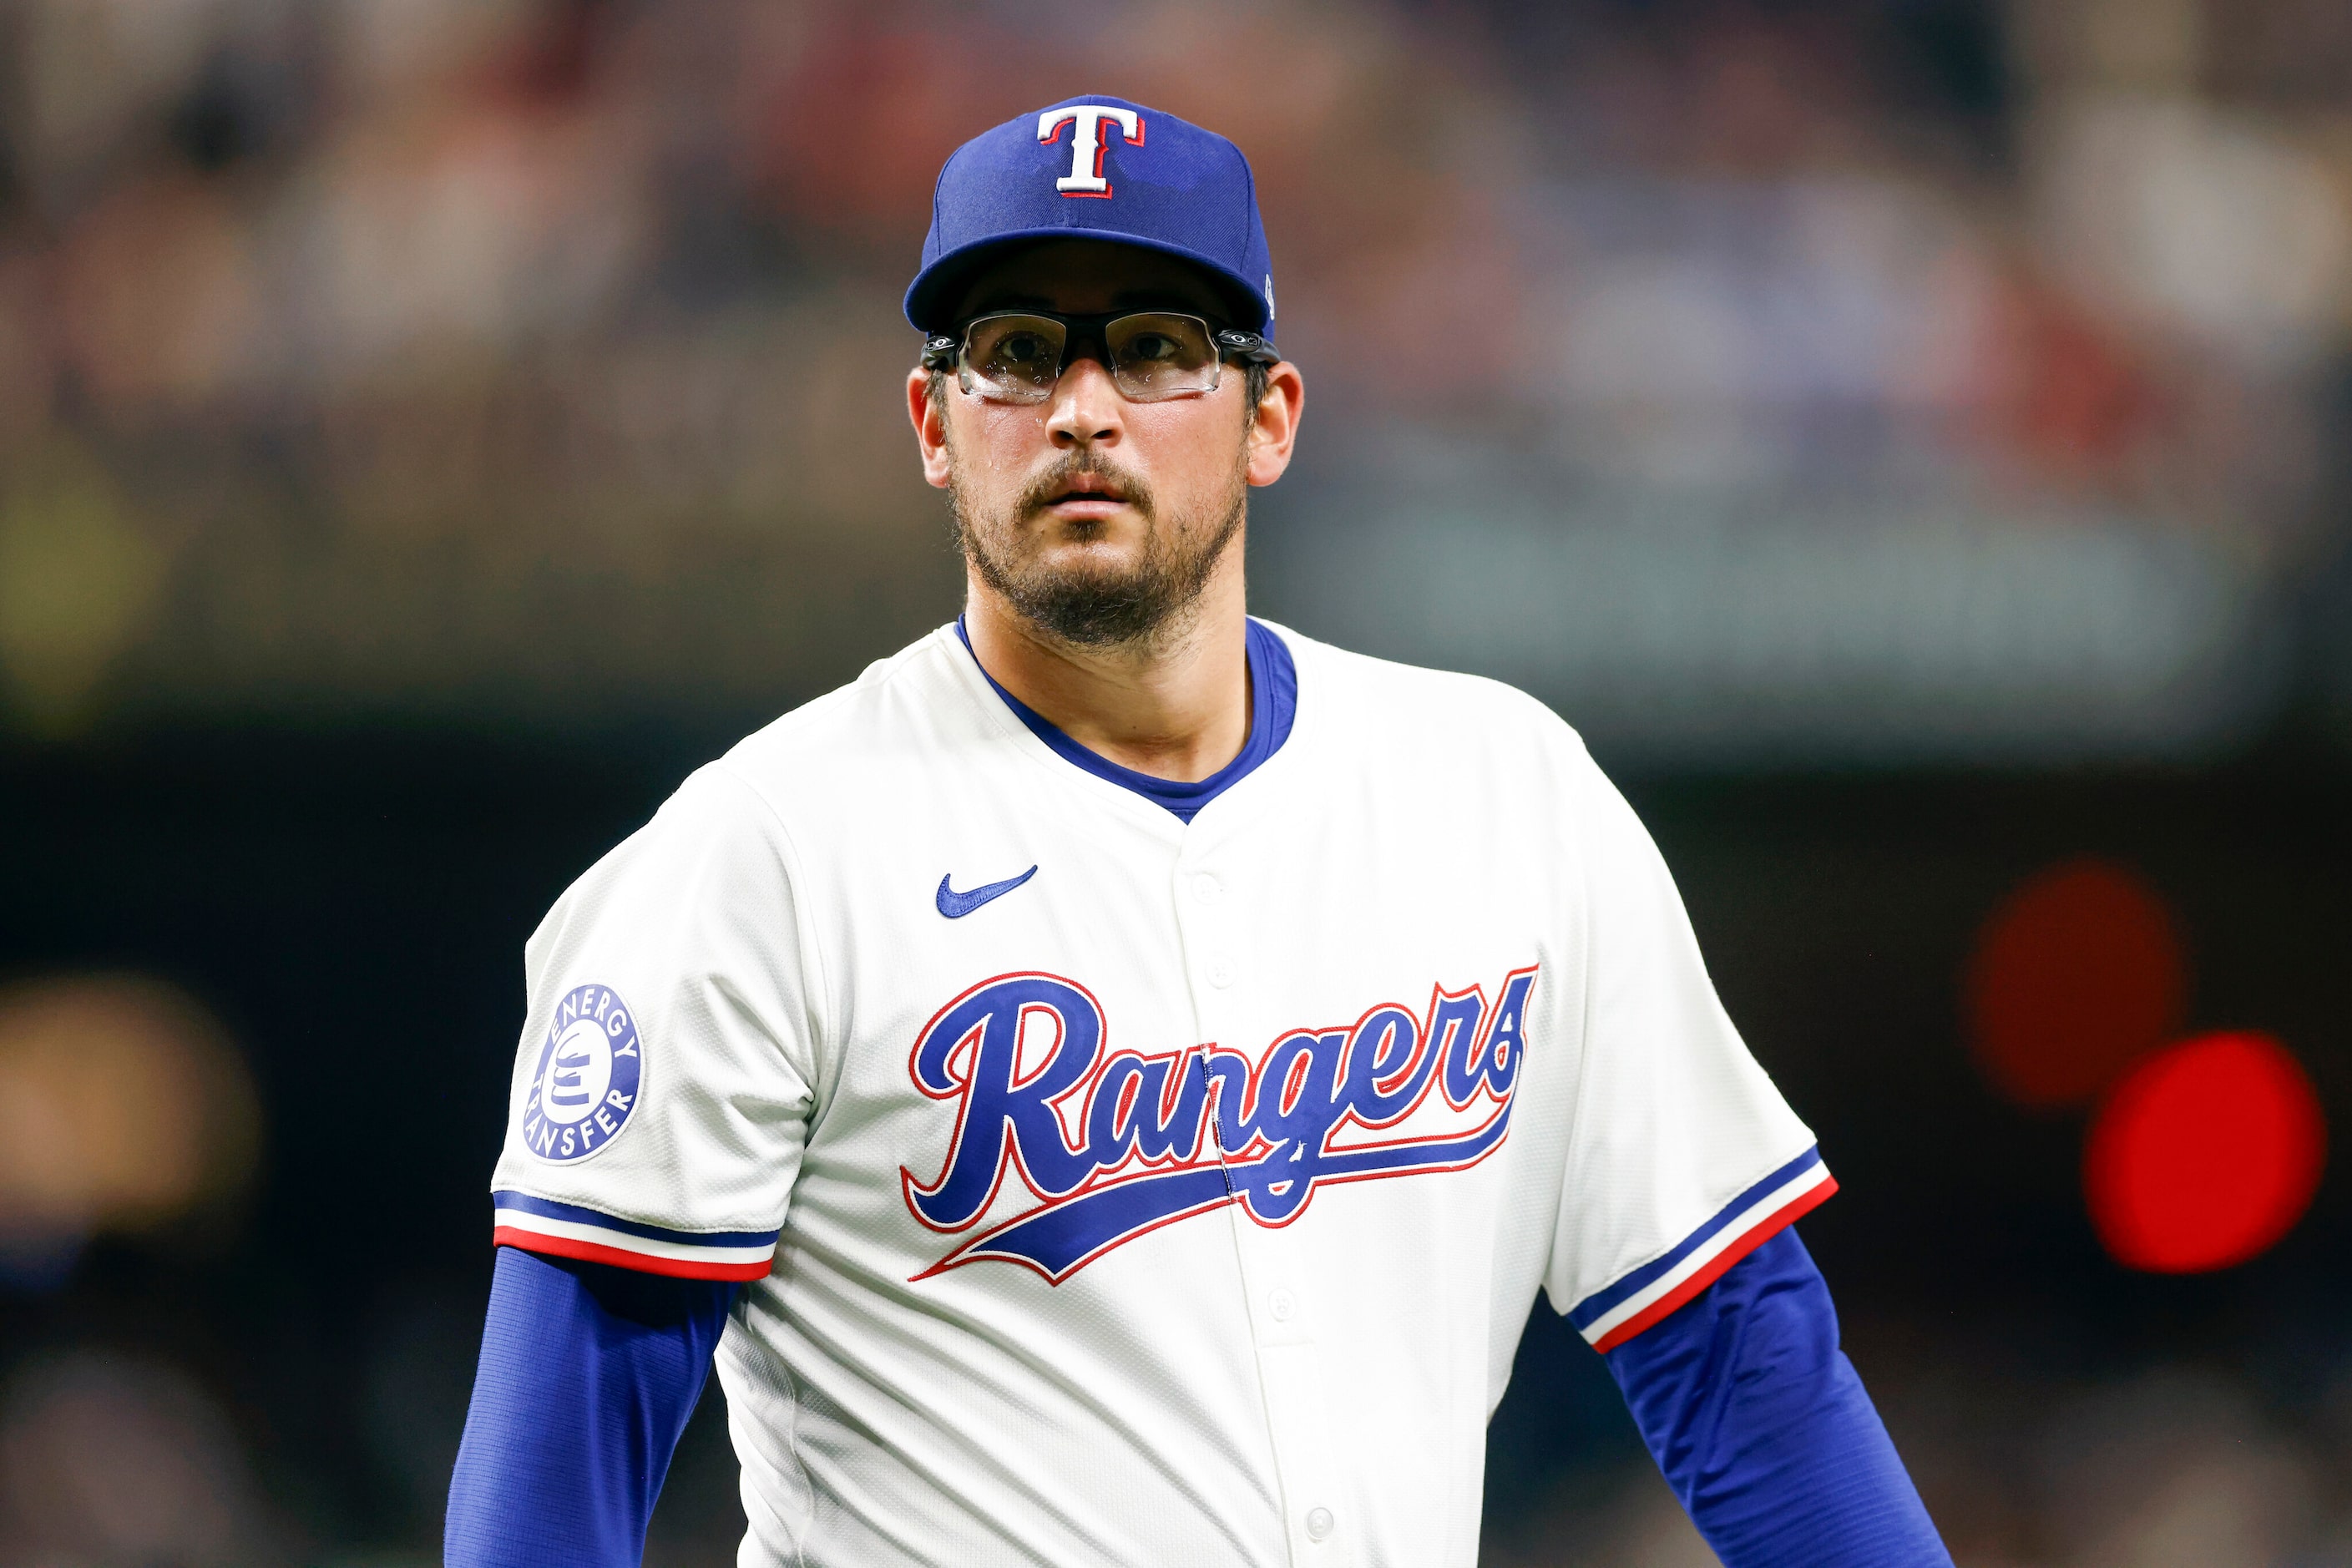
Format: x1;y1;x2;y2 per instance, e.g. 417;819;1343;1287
1037;104;1141;198
522;983;643;1163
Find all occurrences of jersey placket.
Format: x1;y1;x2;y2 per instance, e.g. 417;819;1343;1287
1171;845;1351;1566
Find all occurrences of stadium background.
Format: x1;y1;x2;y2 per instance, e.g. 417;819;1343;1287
6;0;2352;1561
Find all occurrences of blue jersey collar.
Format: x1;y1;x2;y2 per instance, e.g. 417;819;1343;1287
954;617;1297;823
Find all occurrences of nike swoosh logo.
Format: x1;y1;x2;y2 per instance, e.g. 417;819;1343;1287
936;865;1039;919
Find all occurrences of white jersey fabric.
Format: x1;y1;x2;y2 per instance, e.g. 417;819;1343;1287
488;620;1832;1568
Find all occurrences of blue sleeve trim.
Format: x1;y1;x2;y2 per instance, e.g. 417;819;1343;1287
490;1190;782;1247
445;1248;737;1567
1604;1227;1953;1568
1571;1146;1836;1348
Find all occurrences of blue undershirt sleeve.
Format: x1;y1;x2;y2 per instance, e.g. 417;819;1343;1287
445;1247;737;1568
1602;1227;1952;1568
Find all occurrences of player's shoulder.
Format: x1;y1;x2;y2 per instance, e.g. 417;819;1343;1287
1273;620;1596;767
1277;629;1673;908
710;626;978;807
551;631;963;883
522;635;964;955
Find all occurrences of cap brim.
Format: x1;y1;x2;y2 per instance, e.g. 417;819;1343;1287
905;229;1272;339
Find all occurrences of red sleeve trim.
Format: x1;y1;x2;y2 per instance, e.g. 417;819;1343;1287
493;1228;776;1282
1592;1176;1838;1353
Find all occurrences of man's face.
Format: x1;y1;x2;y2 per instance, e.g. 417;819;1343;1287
908;239;1294;649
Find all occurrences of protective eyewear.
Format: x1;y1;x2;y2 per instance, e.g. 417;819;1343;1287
921;311;1278;404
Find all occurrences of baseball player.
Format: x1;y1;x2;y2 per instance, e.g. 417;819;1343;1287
445;97;1951;1567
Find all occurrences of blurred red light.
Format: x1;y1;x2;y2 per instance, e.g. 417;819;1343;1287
2084;1032;2324;1274
1966;859;2184;1109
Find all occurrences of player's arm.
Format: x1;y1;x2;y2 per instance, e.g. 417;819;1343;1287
1604;1227;1950;1568
448;763;818;1565
1541;736;1950;1563
446;1250;735;1568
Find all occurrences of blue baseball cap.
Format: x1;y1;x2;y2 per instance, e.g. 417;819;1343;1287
905;95;1276;342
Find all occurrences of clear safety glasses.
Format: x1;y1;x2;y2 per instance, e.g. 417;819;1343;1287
921;311;1278;404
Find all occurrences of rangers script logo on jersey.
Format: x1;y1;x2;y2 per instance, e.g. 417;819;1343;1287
901;965;1539;1282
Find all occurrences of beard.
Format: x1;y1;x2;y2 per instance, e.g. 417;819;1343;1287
949;444;1247;649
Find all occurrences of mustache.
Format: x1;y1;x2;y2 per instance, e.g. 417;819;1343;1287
1015;449;1155;519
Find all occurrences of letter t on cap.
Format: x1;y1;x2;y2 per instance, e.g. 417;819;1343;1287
1039;105;1143;197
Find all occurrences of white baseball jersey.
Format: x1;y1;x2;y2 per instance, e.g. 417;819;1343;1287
488;620;1832;1568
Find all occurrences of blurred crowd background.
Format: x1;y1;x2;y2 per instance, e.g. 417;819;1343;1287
6;0;2352;1563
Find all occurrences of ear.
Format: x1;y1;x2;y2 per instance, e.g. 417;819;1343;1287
908;367;953;489
1244;361;1305;488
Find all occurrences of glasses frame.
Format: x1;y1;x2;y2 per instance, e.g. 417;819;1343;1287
920;309;1279;404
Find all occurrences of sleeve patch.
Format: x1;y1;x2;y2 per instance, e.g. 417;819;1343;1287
1570;1147;1838;1353
492;1191;778;1282
521;984;647;1164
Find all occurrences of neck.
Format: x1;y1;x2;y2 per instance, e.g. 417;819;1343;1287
962;546;1251;783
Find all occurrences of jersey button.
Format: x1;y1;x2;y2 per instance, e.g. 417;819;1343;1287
1304;1506;1334;1541
1206;953;1237;989
1267;1288;1296;1322
1190;873;1223;903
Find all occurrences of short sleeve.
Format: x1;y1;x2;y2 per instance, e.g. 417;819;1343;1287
1543;749;1834;1351
488;764;821;1281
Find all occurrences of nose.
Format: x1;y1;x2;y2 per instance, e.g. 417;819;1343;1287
1044;346;1125;450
